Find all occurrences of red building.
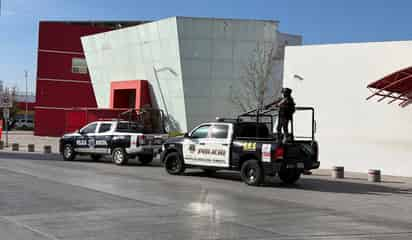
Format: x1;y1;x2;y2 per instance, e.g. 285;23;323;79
35;21;145;136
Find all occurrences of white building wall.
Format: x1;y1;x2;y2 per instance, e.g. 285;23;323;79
82;17;187;131
283;41;412;177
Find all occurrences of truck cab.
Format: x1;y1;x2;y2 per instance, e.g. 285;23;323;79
161;107;320;186
60;120;167;165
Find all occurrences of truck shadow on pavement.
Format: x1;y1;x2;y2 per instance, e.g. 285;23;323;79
185;171;412;196
0;152;162;167
1;152;411;196
289;178;412;195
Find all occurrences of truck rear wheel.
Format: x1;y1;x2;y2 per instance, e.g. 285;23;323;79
112;148;128;165
279;168;301;184
164;152;185;175
240;160;263;186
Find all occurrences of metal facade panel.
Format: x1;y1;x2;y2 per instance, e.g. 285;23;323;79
177;17;283;129
35;22;111;136
36;80;97;108
83;17;298;132
83;17;187;132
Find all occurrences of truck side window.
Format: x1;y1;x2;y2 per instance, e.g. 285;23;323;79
190;125;210;139
81;123;97;134
98;123;112;133
211;125;229;139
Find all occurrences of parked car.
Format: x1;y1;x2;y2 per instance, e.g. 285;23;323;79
14;119;34;129
60;120;168;165
161;107;319;186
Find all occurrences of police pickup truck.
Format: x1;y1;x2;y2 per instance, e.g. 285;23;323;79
60;120;167;165
161;107;319;185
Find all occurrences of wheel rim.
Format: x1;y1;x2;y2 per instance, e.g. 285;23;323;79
246;167;256;182
114;150;123;164
64;146;72;158
166;156;179;172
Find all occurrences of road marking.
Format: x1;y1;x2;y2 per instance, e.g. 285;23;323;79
0;216;60;240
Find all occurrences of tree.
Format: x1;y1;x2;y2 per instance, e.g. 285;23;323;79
230;43;284;112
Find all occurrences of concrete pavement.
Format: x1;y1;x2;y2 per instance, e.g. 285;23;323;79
0;153;411;239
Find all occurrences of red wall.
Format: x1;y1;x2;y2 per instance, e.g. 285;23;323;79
35;22;111;136
35;108;66;136
16;102;36;111
65;109;127;133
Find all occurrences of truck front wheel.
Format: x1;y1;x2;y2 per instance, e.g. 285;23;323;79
240;160;263;186
164;152;185;175
62;144;76;161
112;148;128;165
279;168;301;184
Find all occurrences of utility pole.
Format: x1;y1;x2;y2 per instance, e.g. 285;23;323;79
24;70;28;122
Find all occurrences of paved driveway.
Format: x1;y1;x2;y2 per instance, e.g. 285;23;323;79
0;154;411;239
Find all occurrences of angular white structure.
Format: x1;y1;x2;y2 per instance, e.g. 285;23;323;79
82;16;301;132
283;41;412;177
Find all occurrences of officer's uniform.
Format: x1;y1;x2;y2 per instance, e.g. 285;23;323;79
276;95;295;142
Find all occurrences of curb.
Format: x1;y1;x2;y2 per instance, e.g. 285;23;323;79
0;151;61;161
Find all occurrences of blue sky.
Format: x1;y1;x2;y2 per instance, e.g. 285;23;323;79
1;0;412;93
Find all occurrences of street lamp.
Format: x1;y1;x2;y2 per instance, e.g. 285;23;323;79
24;70;28;123
152;66;178;132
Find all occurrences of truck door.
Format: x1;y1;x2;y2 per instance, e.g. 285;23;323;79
205;124;232;167
183;124;211;166
76;122;98;153
94;123;113;154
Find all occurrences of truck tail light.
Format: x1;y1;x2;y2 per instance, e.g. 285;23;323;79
138;135;146;145
274;147;284;160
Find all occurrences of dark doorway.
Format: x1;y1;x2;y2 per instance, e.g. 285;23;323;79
113;89;136;108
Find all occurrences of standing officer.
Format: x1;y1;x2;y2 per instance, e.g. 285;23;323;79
265;88;295;143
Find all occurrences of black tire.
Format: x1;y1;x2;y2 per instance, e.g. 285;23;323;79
62;144;76;161
112;148;128;165
240;160;264;186
279;168;301;184
203;169;216;175
90;154;102;161
164;152;185;175
138;155;153;165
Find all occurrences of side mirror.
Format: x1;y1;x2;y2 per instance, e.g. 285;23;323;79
184;132;189;138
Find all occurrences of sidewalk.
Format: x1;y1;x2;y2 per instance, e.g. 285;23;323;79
312;169;412;187
1;130;59;153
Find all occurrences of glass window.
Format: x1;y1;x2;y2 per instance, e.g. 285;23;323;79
190;125;210;139
116;122;144;133
72;58;88;74
210;125;229;139
81;123;97;134
98;123;112;133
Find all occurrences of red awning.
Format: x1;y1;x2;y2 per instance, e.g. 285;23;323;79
367;66;412;107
